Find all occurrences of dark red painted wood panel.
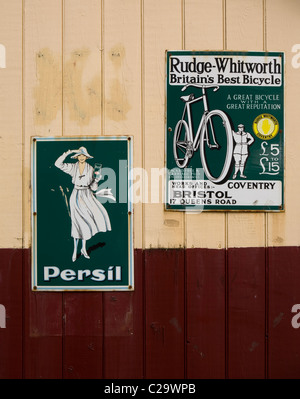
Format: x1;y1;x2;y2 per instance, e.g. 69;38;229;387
103;249;144;378
0;249;23;379
2;246;300;379
268;246;300;379
144;249;185;379
63;292;103;379
186;248;226;379
23;249;63;379
227;247;266;379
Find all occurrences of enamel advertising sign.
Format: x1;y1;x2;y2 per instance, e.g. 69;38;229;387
31;136;133;291
165;51;284;211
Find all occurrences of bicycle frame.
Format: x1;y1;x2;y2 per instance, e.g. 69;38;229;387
180;88;218;151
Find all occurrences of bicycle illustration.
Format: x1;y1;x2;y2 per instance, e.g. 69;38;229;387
173;84;233;183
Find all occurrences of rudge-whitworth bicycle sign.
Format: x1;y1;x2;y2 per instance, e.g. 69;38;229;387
165;51;284;211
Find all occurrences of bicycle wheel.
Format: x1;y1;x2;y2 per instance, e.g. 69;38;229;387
173;119;191;168
200;110;233;183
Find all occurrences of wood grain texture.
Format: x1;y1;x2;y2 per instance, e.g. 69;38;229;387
227;247;266;378
184;0;226;250
23;0;63;248
226;0;264;51
103;249;144;379
186;248;226;379
1;0;300;381
22;0;64;379
103;0;143;248
144;249;185;378
63;0;102;134
268;246;300;378
266;0;300;247
225;1;267;378
63;292;103;379
0;0;22;248
61;0;103;380
23;249;63;379
143;0;184;249
0;249;23;378
226;0;266;249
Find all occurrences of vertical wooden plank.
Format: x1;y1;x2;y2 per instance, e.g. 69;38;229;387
23;250;63;379
143;0;184;249
63;0;102;135
145;249;185;379
0;0;23;379
184;0;226;379
226;0;266;379
266;0;300;378
63;293;103;379
226;0;265;51
0;249;23;378
62;0;104;379
226;0;265;244
186;248;226;379
23;0;63;378
102;0;143;378
0;0;23;248
266;0;300;248
268;247;300;378
143;0;185;379
23;0;63;247
103;250;144;378
227;247;266;379
185;0;226;251
103;0;143;248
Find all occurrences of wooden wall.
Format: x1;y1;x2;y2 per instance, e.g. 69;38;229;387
1;0;300;379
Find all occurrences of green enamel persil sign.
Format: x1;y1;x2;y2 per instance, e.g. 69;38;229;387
31;136;133;291
165;51;284;211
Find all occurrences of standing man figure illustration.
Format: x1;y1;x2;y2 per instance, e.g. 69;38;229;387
232;124;254;179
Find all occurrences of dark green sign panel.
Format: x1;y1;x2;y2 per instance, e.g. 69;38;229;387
31;136;133;291
166;51;284;211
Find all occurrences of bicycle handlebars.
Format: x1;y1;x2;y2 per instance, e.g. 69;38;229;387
181;84;219;92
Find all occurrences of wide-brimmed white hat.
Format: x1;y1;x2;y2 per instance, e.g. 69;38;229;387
71;146;93;159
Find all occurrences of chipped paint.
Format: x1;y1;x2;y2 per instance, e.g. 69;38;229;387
164;219;180;227
64;48;101;125
105;44;131;122
59;185;70;217
34;48;62;125
273;312;284;328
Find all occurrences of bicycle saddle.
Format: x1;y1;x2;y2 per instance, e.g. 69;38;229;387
180;93;194;102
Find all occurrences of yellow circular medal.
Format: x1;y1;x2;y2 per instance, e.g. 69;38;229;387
253;114;279;140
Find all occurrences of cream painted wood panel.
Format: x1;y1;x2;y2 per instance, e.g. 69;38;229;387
103;0;143;248
185;0;225;51
226;0;266;248
226;0;265;52
185;0;226;249
2;0;298;250
266;0;300;247
143;0;184;248
23;0;63;248
63;0;102;135
0;0;22;248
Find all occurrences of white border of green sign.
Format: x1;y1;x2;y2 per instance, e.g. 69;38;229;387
31;136;134;291
165;50;284;212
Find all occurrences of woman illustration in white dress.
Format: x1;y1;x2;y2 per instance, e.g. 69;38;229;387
55;146;111;262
